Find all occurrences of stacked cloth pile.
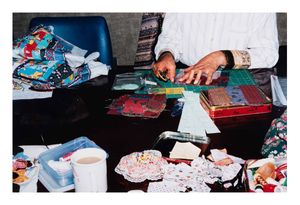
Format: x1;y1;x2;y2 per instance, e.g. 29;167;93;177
13;25;109;99
107;94;166;118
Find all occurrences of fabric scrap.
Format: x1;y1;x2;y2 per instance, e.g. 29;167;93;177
208;87;232;106
240;85;267;105
107;94;166;118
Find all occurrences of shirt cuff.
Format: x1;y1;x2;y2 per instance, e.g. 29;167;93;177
221;50;251;69
230;50;251;69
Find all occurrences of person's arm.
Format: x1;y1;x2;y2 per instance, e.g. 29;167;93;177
224;13;279;69
179;13;279;85
219;50;251;69
154;13;182;62
152;13;182;82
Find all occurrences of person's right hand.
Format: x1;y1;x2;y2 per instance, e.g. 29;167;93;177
152;52;176;82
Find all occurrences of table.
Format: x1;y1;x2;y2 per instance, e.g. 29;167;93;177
13;66;284;192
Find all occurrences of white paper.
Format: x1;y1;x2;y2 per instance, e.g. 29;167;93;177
169;141;201;160
19;165;40;192
65;52;85;68
19;144;61;161
87;60;109;79
178;91;220;137
210;149;245;164
220;163;242;181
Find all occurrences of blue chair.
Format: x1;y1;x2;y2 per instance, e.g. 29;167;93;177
29;16;113;67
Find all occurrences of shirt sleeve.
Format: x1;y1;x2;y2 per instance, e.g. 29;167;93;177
154;13;182;62
245;13;279;69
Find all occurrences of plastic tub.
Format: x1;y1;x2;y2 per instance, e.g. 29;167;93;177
38;137;104;187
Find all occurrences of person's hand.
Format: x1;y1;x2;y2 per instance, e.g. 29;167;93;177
152;52;176;82
179;51;227;85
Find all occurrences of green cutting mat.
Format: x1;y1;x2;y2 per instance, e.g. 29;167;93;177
135;69;256;98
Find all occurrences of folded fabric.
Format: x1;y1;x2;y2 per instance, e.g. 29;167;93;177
14;60;73;87
13;25;109;92
207;85;269;107
107;94;166;118
13;25;87;61
261;109;287;160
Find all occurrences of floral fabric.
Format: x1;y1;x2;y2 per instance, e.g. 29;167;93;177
261;110;287;160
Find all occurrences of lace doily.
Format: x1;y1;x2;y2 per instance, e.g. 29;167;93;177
115;150;168;183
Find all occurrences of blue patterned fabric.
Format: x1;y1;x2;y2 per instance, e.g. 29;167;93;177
225;86;247;105
13;25;107;90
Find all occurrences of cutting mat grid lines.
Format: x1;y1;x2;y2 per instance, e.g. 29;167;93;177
135;69;256;98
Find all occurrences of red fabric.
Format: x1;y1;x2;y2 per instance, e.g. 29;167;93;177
107;94;166;118
240;85;267;105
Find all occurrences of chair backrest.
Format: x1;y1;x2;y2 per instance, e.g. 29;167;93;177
29;16;113;66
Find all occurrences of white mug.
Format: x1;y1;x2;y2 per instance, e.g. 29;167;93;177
71;148;108;192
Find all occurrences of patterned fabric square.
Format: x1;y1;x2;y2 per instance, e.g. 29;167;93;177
107;94;166;118
13;60;73;86
261;110;287;160
122;97;148;115
239;85;267;105
208;87;232;106
13;25;68;61
13;25;107;91
225;86;247;105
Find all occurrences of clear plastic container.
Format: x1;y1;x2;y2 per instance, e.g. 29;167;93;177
112;72;144;90
38;137;104;187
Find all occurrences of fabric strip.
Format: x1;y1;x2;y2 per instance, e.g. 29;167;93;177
239;85;266;105
225;86;247;105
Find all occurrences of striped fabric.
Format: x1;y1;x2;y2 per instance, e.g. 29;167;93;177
134;13;165;69
155;13;279;69
240;85;268;105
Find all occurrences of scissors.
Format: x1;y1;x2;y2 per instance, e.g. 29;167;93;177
157;70;168;82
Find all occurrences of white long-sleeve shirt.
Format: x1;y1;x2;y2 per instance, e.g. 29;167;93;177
155;13;279;69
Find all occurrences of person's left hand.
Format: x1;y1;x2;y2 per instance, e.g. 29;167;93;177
179;51;227;85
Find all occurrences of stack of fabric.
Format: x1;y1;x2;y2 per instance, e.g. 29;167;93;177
13;25;109;99
107;94;166;118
